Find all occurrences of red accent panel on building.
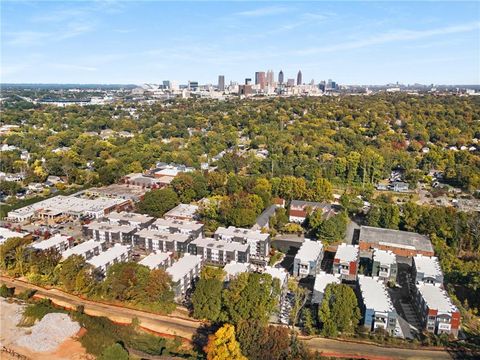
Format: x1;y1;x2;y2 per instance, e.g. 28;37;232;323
451;311;461;329
349;261;358;275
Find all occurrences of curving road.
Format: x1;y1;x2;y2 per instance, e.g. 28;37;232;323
1;276;468;360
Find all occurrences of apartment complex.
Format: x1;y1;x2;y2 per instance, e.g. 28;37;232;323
293;239;323;278
138;251;173;270
87;244;132;275
412;255;444;285
31;234;73;252
134;228;191;253
312;271;341;304
151;218;204;239
166;254;203;300
189;237;250;265
83;221;137;245
62;239;106;260
214;226;270;261
103;211;154;228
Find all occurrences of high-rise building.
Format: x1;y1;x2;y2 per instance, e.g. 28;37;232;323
218;75;225;91
245;78;252;85
255;71;266;89
287;78;295;87
297;70;302;85
266;70;274;87
278;70;284;85
188;81;199;91
162;80;171;89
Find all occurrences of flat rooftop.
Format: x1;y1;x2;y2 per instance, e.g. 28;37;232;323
86;184;147;200
135;228;190;243
166;254;202;282
215;226;269;241
373;249;397;265
314;271;341;293
295;239;323;262
0;227;28;244
85;221;137;234
152;218;204;232
335;243;359;262
359;226;433;253
87;244;130;268
164;204;198;219
191;237;249;252
417;283;457;314
105;211;154;225
413;255;443;278
264;265;288;285
62;239;104;259
223;261;250;277
139;251;172;270
358;275;395;313
32;234;71;250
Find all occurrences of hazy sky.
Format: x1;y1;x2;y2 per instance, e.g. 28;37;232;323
1;1;479;85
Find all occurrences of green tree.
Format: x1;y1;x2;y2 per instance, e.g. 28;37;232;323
99;343;129;360
191;278;223;321
204;324;247;360
59;255;87;292
318;283;360;336
309;178;333;202
137;188;179;217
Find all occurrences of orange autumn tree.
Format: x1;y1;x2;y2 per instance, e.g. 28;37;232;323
204;324;247;360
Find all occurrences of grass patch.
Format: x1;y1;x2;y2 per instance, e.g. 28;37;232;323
18;299;66;327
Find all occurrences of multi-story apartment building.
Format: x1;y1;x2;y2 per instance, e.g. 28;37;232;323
166;254;203;300
87;244;132;276
103;211;155;229
138;251;173;270
31;234;73;252
357;276;398;335
293;239;323;278
189;237;250;265
62;239;106;260
214;226;270;262
412;255;444;285
414;282;460;337
134;228;192;253
333;243;359;280
83;221;137;245
151;218;204;239
312;271;341;304
372;249;397;283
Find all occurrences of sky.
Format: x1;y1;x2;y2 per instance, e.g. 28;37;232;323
1;1;479;85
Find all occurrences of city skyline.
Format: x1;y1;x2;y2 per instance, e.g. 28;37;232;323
1;1;479;85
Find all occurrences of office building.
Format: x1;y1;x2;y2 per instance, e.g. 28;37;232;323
189;237;250;265
278;70;284;85
139;251;173;270
413;255;444;285
218;75;225;91
238;84;253;96
245;78;252;85
333;243;359;280
357;276;398;334
287;78;295;87
214;226;270;261
255;71;266;89
293;239;324;278
372;249;397;283
62;239;106;260
312;271;341;304
266;70;274;86
414;282;460;337
87;243;131;276
166;254;203;300
297;70;302;85
188;81;199;91
358;226;434;257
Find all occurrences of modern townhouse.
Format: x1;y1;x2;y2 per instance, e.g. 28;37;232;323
357;275;398;335
414;282;460;337
293;239;324;278
214;226;270;263
333;243;359;281
412;255;444;286
372;249;397;283
312;271;341;304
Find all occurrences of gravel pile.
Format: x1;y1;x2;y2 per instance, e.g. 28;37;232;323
16;313;81;352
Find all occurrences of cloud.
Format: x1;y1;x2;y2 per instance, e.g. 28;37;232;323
295;22;480;55
5;31;50;46
235;6;290;17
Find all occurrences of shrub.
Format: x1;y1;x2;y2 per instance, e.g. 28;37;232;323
0;284;15;298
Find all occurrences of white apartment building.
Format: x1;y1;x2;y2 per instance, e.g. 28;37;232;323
62;239;106;260
138;251;173;270
166;254;203;300
87;244;131;275
31;234;73;252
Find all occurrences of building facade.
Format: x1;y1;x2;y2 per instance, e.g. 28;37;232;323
189;237;250;265
293;239;323;278
333;243;359;280
372;249;397;283
166;254;203;300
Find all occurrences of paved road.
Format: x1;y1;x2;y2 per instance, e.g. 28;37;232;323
1;276;467;360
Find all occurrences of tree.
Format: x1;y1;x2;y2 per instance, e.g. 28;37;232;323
99;343;129;360
191;278;223;321
59;255;87;292
318;283;360;336
137;188;179;217
288;279;308;328
204;324;247;360
310;178;333;202
222;272;280;325
201;266;226;281
0;237;31;271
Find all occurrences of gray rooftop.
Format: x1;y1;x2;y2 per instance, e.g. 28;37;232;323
360;226;433;253
191;237;249;252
